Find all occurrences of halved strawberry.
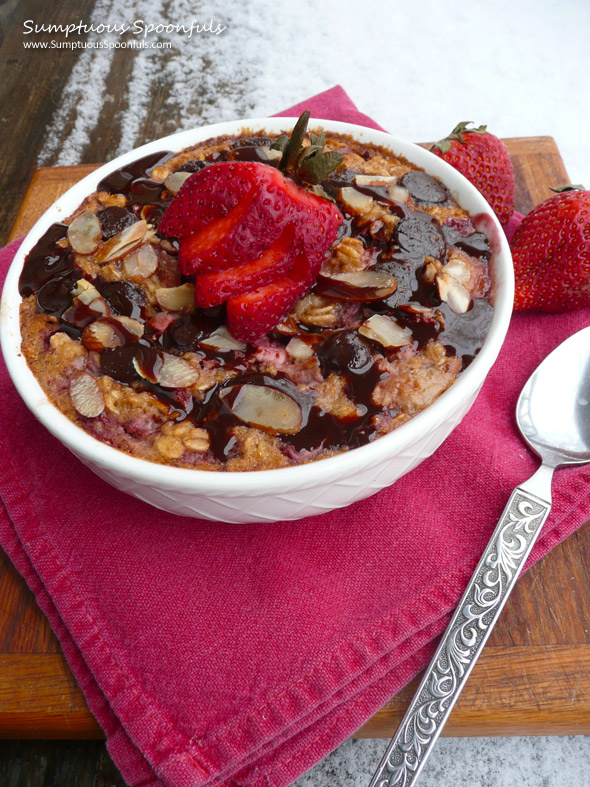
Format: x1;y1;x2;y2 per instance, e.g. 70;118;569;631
168;162;342;275
159;162;257;239
278;176;343;266
289;245;324;291
177;188;259;274
226;278;303;342
160;160;344;339
194;226;296;307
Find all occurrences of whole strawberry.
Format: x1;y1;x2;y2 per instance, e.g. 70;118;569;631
431;122;514;226
511;186;590;312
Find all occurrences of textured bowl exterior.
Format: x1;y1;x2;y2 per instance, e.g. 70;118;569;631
73;383;480;523
0;118;514;523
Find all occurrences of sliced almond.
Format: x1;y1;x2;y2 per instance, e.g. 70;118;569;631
68;211;102;255
263;147;282;161
398;302;444;329
315;270;397;301
111;315;144;338
353;177;409;205
444;255;471;285
132;346;162;384
436;256;472;314
123;243;158;280
73;279;101;305
81;320;121;352
159;238;178;253
359;314;412;348
62;287;110;328
156;283;195;312
220;383;303;434
70;373;105;418
445;278;471;314
164;170;194;195
72;278;96;296
157;354;200;388
339;186;374;213
286;337;314;360
274;314;298;335
88;297;110;318
436;272;450;302
96;220;148;263
400;303;432;315
387;184;410;203
354;175;397;186
423;261;438;284
436;273;471;314
200;325;247;352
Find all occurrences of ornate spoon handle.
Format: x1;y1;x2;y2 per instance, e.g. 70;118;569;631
368;465;553;787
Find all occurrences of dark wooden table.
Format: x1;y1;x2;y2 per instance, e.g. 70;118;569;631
0;1;170;780
1;0;191;247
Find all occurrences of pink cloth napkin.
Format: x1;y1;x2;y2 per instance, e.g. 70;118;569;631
1;86;589;787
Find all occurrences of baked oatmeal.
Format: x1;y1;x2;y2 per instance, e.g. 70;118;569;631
19;115;494;471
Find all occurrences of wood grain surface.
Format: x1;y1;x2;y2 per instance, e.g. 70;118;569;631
2;137;590;743
0;0;98;247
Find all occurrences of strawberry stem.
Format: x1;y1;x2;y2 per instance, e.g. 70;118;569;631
278;111;344;185
430;121;488;153
550;184;586;192
279;111;310;171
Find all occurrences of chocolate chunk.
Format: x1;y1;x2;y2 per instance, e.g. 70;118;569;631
19;223;72;297
97;207;138;240
442;225;490;258
394;213;447;260
165;314;224;351
36;271;78;316
226;146;277;164
100;344;140;384
177;160;208;173
98;280;146;319
97;151;173;196
317;331;373;377
100;343;161;385
401;171;449;204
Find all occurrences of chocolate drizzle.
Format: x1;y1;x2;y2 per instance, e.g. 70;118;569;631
394;213;447;260
400;171;449;204
19;134;495;468
97;280;146;319
19;223;72;297
163;313;224;351
97;151;174;229
97;207;137;239
97;151;173;197
226;138;279;165
353;184;408;216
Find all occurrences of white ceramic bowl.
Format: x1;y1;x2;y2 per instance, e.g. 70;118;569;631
0;118;514;523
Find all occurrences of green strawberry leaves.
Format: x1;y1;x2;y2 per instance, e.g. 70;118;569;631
431;121;488;153
279;111;311;171
550;184;586;193
278;111;344;185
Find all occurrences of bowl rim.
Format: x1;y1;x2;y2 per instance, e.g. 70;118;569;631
0;117;514;492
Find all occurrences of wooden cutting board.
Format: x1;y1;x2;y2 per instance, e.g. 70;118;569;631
2;137;590;740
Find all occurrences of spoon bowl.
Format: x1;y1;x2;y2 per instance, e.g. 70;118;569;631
517;326;590;467
369;325;590;787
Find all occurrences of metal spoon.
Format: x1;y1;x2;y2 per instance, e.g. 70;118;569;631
369;325;590;787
